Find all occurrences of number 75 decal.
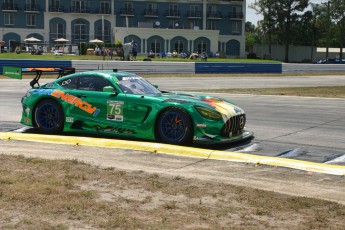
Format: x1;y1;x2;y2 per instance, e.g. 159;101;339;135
107;101;124;121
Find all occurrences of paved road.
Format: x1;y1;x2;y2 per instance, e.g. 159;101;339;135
1;76;345;165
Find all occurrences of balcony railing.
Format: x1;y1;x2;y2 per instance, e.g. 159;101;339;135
229;12;243;19
2;3;19;11
119;8;134;16
70;6;91;13
94;7;111;14
165;10;180;18
144;9;158;17
24;4;40;12
207;11;222;19
49;5;65;13
187;10;202;18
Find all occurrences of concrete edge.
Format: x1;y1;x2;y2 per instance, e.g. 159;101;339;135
1;132;345;176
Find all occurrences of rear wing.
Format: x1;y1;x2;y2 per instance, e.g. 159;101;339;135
3;66;75;88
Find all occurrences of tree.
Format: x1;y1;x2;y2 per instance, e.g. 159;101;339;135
245;22;260;53
250;0;309;62
331;0;345;60
250;0;277;59
275;0;309;62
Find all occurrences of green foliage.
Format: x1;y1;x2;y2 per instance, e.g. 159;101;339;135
79;42;87;55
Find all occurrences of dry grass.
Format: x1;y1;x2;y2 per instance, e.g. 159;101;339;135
195;86;345;98
0;154;344;229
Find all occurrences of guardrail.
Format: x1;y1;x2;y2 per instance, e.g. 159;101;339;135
1;59;345;75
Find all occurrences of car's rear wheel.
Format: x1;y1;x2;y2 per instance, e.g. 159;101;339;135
34;99;64;134
156;108;193;145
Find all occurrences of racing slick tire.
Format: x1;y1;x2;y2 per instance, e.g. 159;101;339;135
34;99;64;134
156;107;193;145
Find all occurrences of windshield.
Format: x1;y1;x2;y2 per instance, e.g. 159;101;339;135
117;76;161;95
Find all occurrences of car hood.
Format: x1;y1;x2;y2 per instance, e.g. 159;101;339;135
157;91;245;118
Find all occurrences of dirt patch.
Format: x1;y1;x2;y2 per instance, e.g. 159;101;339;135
0;140;344;229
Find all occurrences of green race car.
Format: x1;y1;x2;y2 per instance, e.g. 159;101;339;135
21;70;253;145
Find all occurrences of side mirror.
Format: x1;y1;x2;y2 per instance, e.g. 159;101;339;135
103;86;115;93
153;84;159;89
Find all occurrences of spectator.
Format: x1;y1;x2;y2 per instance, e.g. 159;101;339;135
131;40;138;61
172;50;178;57
148;50;155;58
180;52;187;58
95;46;101;56
200;52;207;61
189;51;198;60
161;51;166;58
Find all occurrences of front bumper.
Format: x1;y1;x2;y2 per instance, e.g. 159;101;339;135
193;129;254;144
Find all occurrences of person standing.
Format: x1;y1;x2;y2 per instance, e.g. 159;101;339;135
131;40;138;61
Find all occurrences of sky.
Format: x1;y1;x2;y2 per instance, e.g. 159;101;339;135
246;0;325;24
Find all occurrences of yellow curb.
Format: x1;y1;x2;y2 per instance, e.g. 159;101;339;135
1;132;345;176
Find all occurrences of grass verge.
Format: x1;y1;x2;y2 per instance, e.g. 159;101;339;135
0;155;344;229
195;86;345;98
0;53;280;62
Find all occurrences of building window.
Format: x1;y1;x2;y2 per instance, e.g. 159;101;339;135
26;0;36;4
72;0;90;13
150;40;161;54
50;0;60;8
208;5;217;13
25;0;38;11
26;0;36;6
206;20;217;30
123;2;133;14
231;21;241;34
197;41;207;53
51;23;65;40
26;14;36;26
96;24;110;42
4;0;14;4
168;4;178;17
100;1;110;13
4;0;14;7
169;4;178;12
230;6;242;19
4;13;15;25
74;21;87;41
189;5;201;17
174;40;184;53
145;3;157;16
207;5;221;18
147;3;157;11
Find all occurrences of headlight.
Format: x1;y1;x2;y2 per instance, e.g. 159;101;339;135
195;106;222;120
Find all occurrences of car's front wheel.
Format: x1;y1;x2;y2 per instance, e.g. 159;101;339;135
156;108;193;145
34;99;64;134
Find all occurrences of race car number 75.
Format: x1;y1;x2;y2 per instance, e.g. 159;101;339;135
107;101;124;121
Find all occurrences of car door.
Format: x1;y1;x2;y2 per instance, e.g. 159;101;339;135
72;75;126;124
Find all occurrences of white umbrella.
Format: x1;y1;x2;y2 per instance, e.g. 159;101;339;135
89;39;104;43
54;38;69;42
24;37;41;42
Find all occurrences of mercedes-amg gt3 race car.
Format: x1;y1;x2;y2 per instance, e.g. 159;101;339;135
20;70;253;145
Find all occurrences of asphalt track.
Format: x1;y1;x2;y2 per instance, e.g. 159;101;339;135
1;76;345;176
